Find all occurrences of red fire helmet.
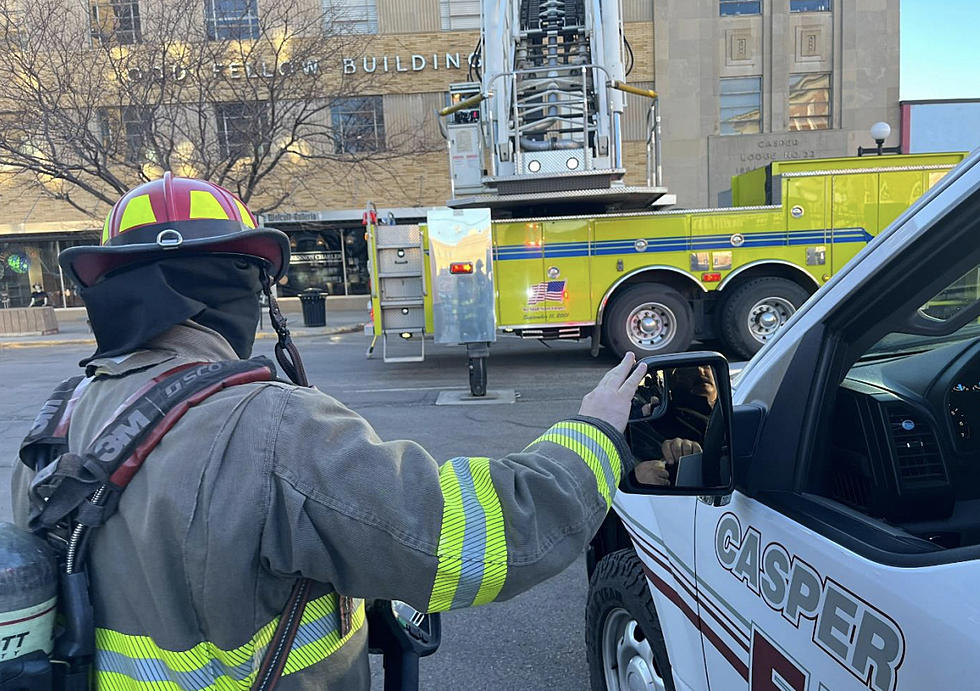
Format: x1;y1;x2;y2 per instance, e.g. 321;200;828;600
59;172;290;287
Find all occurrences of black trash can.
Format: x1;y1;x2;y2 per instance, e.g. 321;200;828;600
299;289;327;327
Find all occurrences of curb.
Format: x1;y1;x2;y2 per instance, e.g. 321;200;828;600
0;323;366;349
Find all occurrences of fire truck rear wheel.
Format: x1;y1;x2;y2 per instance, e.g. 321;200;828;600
604;284;694;359
586;549;675;691
720;277;810;360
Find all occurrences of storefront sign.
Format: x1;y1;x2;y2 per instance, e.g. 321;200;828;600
263;211;326;223
292;251;342;263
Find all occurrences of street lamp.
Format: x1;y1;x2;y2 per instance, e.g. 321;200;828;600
858;121;902;156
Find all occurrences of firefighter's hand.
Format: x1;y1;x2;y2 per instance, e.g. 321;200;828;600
662;438;702;465
579;352;648;432
635;460;670;486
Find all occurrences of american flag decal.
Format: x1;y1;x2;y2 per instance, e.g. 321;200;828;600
528;280;566;305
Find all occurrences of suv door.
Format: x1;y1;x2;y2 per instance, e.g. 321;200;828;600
694;492;916;690
694;152;980;690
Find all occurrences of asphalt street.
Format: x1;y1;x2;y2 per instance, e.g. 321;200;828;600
0;331;629;690
0;331;742;690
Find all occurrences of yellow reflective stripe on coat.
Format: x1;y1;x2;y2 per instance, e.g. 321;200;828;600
93;595;364;690
428;457;508;612
534;421;622;509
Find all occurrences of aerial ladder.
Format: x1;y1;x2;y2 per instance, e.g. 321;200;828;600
367;0;670;394
440;0;670;213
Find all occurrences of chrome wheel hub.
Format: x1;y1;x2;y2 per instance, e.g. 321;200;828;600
626;302;676;350
602;608;666;691
746;297;796;344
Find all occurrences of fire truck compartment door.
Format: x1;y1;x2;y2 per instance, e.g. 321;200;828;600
426;207;496;344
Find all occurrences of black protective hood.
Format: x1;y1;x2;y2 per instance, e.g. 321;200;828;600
79;256;262;365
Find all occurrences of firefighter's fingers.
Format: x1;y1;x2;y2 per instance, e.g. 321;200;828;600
599;351;637;388
635;460;670;486
662;438;702;464
619;360;648;394
579;354;644;432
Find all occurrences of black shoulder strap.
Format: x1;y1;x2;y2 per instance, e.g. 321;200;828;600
19;375;88;472
27;357;277;534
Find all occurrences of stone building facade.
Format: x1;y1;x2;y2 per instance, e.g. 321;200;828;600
0;0;898;307
656;0;901;206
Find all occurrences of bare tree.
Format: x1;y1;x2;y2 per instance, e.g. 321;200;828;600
0;0;439;218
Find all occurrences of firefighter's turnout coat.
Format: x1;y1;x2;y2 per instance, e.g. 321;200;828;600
10;322;630;689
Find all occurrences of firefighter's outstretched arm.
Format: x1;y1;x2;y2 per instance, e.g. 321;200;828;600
261;354;646;613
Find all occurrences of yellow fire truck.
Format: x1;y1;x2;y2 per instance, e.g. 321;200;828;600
363;0;966;396
366;152;965;389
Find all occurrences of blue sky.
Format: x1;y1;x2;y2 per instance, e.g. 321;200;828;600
902;0;980;100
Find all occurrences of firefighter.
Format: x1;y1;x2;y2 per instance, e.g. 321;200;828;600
634;365;719;486
9;174;646;689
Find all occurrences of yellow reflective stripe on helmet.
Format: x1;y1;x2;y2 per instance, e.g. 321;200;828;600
189;190;230;221
102;214;111;244
233;199;256;228
93;594;364;690
118;194;157;233
428;457;509;612
534;421;622;509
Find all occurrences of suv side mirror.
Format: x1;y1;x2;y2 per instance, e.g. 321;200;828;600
620;351;734;498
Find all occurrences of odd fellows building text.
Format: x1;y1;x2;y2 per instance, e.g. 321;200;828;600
342;52;472;74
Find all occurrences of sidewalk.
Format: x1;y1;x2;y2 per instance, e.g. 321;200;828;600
0;308;368;348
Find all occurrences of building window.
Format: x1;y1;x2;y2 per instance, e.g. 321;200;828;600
719;1;760;16
790;0;831;11
99;106;151;162
205;0;259;41
331;97;385;154
440;0;480;30
1;9;24;49
720;77;762;135
788;73;831;130
323;0;378;34
90;1;142;46
217;102;267;159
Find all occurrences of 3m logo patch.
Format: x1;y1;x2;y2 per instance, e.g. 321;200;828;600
93;409;151;462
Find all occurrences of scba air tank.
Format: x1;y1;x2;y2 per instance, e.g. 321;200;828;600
0;522;56;690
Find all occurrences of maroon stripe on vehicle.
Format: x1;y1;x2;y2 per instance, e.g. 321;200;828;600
641;563;750;682
624;525;750;652
625;527;699;601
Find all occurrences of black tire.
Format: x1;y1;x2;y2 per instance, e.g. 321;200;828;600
603;284;694;360
468;356;487;397
586;549;675;691
719;277;811;360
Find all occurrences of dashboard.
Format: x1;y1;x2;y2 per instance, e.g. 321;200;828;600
829;337;980;547
947;373;980;448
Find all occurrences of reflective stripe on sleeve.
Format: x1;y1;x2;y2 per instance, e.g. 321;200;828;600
531;421;622;509
93;595;365;690
428;457;508;612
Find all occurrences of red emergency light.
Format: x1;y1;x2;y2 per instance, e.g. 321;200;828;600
450;262;474;274
701;272;722;283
